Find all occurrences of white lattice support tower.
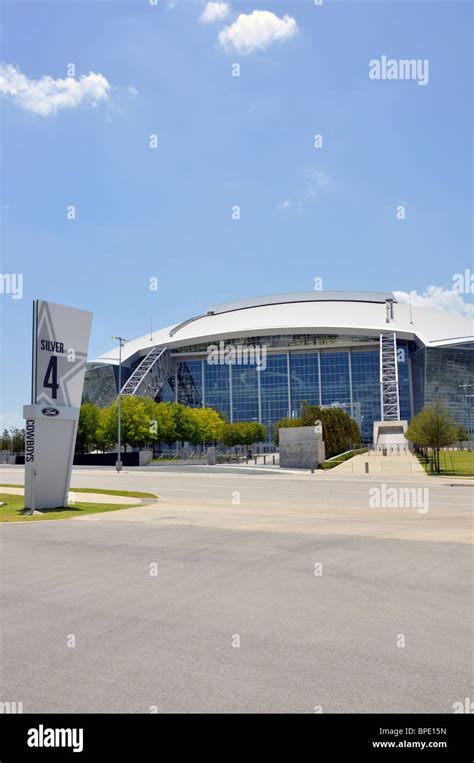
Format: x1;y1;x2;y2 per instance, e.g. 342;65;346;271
379;332;400;421
121;346;174;399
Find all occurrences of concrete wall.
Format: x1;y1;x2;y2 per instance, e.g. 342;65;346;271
279;426;325;469
373;420;408;449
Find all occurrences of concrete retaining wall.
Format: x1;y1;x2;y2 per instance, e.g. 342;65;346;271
279;426;325;469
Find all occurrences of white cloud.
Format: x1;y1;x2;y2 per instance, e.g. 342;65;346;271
277;199;304;214
218;10;297;54
0;64;111;117
304;168;334;196
278;168;334;213
394;286;474;318
200;2;230;24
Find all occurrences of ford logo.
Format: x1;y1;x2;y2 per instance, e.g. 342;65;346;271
41;407;59;417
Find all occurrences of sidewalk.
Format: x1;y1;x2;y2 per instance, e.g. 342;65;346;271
330;451;425;475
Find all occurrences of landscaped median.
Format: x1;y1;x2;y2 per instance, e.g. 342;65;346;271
0;485;158;522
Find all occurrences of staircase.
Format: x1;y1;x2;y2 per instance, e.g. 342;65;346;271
379;332;400;421
121;346;174;399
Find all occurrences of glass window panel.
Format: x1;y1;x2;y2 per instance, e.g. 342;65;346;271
260;354;289;440
231;364;259;422
203;361;230;418
351;350;380;441
320;351;350;406
290;352;319;417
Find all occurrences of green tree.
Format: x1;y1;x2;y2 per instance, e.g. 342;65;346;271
455;425;468;446
141;399;178;450
195;407;226;445
221;422;240;448
76;403;100;454
1;429;12;451
405;399;458;473
137;397;160;448
11;428;25;452
99;396;150;452
156;402;179;446
301;403;361;457
349;418;362;447
96;407;115;452
168;404;225;447
240;422;266;446
170;402;199;445
221;421;267;448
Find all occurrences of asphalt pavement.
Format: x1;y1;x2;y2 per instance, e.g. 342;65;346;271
0;465;472;713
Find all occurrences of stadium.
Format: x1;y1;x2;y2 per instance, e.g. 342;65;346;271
83;291;474;443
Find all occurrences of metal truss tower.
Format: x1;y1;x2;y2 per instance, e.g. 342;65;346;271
379;331;400;421
121;346;174;399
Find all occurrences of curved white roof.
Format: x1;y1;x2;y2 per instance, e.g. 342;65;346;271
92;291;474;365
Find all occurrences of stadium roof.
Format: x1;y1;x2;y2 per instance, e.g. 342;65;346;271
92;291;474;365
206;290;396;315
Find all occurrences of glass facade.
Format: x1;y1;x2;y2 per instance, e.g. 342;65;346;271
260;354;290;439
158;375;176;404
82;363;119;408
351;350;380;441
408;344;474;435
176;333;379;354
176;360;202;407
320;352;351;407
232;364;259;422
290;352;320;417
204;362;230;419
411;347;425;415
424;345;474;436
397;342;412;421
83;334;474;443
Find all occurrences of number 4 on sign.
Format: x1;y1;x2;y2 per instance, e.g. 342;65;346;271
44;356;59;399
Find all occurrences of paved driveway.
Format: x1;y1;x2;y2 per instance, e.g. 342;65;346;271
0;466;472;713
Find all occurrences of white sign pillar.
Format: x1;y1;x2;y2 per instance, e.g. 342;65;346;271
23;300;92;510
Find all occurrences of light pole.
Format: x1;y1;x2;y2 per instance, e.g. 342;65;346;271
458;384;473;442
112;336;129;472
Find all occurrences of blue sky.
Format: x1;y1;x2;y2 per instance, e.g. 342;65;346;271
1;0;472;428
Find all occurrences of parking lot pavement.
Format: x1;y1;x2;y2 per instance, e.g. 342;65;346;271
1;466;472;713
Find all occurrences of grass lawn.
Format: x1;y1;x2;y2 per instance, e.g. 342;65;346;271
418;450;474;477
0;486;156;522
0;484;157;499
